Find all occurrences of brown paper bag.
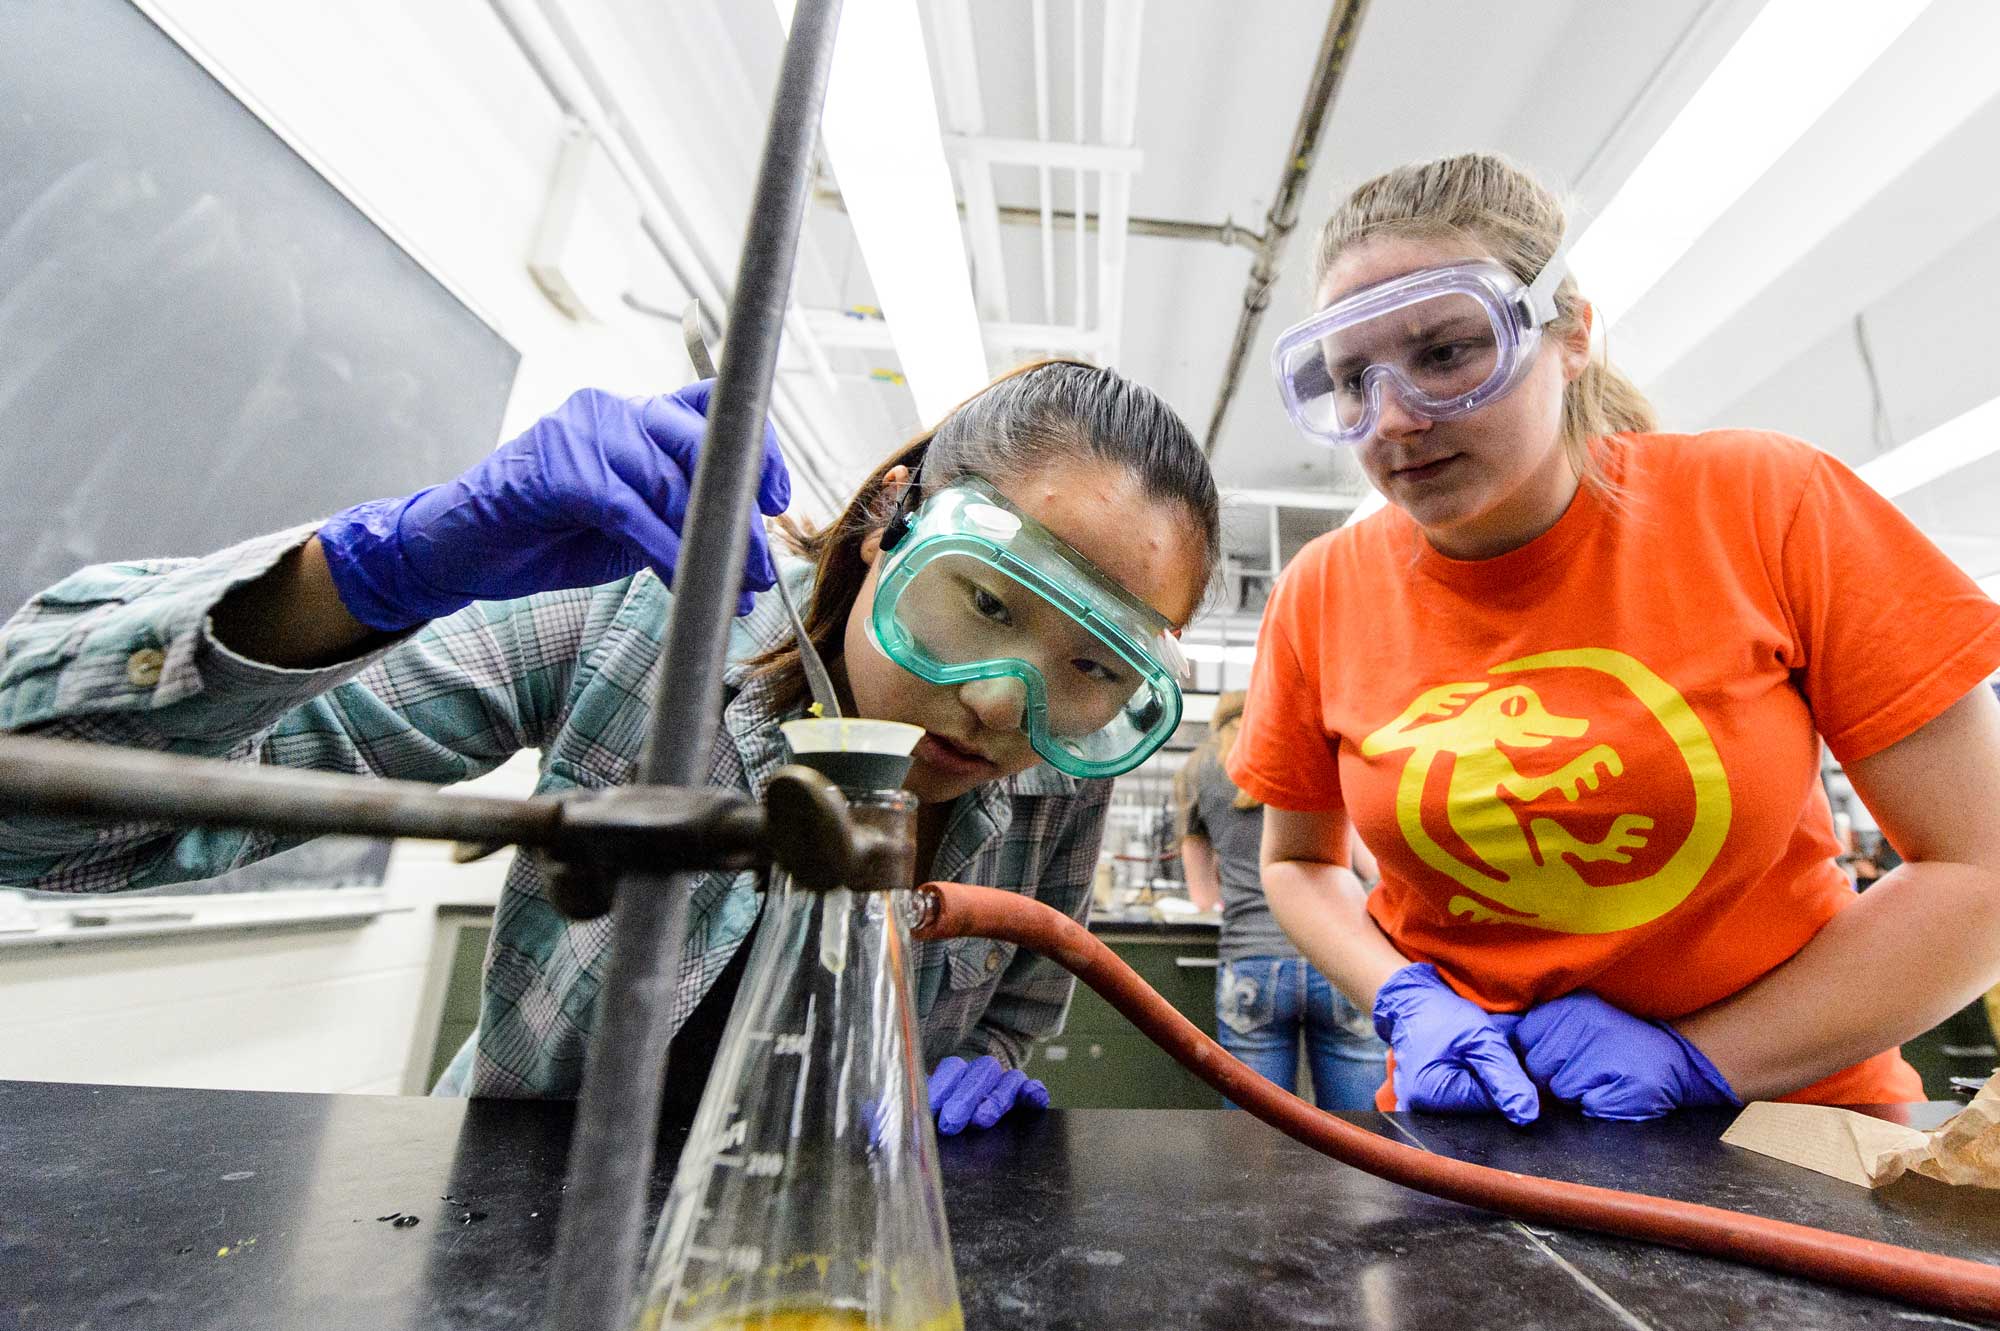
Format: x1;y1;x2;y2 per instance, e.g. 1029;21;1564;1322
1721;1079;2000;1189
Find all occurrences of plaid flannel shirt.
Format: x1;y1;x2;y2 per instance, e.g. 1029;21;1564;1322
0;526;1107;1098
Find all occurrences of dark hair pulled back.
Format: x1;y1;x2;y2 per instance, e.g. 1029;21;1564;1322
749;358;1220;714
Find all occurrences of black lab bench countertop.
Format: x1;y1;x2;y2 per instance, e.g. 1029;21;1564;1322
3;1079;1994;1329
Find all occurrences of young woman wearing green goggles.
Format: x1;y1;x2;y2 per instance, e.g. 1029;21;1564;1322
1;358;1219;1137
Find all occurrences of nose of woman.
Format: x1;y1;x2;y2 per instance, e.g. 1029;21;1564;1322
1373;384;1435;442
958;675;1028;734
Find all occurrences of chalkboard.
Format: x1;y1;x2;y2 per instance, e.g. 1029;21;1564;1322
1;0;520;896
0;0;520;618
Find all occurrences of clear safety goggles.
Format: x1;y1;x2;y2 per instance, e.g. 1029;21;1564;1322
868;479;1189;780
1272;248;1567;449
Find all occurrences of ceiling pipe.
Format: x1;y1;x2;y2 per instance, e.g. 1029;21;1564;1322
1023;203;1261;250
1201;0;1370;459
816;186;1263;252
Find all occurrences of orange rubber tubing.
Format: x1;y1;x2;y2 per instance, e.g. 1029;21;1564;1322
912;881;2000;1323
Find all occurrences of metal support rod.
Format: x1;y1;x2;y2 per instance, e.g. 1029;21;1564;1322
0;733;559;849
1202;0;1369;458
547;3;844;1328
0;734;865;894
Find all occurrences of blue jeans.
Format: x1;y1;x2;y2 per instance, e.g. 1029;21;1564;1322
1216;956;1387;1112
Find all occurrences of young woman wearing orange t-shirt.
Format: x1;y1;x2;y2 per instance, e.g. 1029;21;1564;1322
1227;153;2000;1121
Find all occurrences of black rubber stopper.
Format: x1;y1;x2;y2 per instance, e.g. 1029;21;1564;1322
784;748;914;792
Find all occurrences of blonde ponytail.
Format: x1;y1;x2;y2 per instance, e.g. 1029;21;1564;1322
1560;357;1657;479
1207;691;1262;812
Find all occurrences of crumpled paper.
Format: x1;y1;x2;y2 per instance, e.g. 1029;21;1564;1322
1720;1078;2000;1189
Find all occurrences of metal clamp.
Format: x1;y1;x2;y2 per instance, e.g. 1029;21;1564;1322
540;763;866;919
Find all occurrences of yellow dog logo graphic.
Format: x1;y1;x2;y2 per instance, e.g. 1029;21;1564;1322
1362;648;1730;935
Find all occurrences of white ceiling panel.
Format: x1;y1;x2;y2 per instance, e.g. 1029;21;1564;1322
576;0;1997;587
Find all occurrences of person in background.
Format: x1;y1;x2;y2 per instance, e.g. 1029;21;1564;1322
0;360;1221;1137
1232;152;2000;1124
1177;690;1387;1109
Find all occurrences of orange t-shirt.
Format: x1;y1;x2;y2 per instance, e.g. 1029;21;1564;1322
1227;430;2000;1108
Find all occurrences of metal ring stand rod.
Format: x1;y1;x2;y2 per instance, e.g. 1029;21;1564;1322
0;731;862;895
547;4;845;1328
0;732;561;849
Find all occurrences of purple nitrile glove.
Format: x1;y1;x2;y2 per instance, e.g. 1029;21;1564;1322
1372;962;1540;1125
1514;991;1739;1123
927;1055;1050;1136
317;382;790;631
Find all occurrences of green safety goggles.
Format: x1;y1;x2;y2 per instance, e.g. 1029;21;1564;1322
868;478;1188;779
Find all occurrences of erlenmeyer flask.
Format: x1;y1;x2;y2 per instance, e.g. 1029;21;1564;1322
632;723;961;1331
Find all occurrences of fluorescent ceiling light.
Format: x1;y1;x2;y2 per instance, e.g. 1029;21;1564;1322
1180;642;1258;666
773;0;989;422
1855;393;2000;500
1568;0;1933;327
1223;487;1358;512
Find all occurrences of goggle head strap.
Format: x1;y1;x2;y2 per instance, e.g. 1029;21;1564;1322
1520;221;1574;329
878;470;924;554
